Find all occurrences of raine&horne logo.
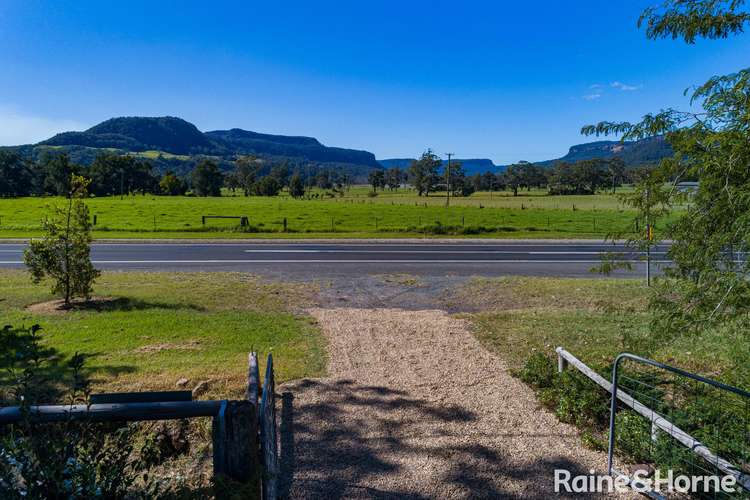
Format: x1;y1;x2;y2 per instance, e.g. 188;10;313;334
554;468;738;495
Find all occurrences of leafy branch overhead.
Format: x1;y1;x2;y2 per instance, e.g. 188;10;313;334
639;0;750;43
585;0;750;339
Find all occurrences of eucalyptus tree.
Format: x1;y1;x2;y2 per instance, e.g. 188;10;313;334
584;0;750;344
408;150;441;196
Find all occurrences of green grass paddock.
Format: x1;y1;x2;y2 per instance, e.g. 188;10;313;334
0;187;676;239
0;270;325;399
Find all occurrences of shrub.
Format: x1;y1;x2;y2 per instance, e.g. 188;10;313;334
553;370;610;427
0;324;166;498
519;352;556;388
519;354;610;429
614;410;653;463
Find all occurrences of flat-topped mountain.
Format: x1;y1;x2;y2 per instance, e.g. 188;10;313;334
380;137;671;175
535;136;671;167
39;116;379;167
379;158;504;175
16;116;674;180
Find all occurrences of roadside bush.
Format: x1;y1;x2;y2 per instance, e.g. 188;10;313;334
0;324;168;499
553;370;610;427
518;352;555;388
519;354;610;428
24;175;100;307
613;410;653;463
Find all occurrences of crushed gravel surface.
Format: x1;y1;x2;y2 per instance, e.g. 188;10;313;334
278;307;622;498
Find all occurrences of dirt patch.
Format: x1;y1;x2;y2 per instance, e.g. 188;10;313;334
376;273;425;287
25;296;119;314
133;341;202;354
279;307;622;498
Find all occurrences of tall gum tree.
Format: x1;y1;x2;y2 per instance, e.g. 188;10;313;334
584;0;750;348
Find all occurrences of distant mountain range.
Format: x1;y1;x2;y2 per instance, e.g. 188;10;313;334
2;115;673;181
534;136;671;167
378;158;502;175
37;116;379;168
380;136;671;175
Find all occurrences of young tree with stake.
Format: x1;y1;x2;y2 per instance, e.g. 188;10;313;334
24;175;100;308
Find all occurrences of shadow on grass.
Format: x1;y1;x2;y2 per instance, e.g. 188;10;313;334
278;379;601;499
27;296;205;314
83;297;205;313
0;325;136;405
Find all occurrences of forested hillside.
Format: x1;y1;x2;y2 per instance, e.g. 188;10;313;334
535;136;671;167
31;116;379;177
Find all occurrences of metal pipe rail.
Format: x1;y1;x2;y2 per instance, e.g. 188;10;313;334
0;400;225;424
555;347;750;492
0;352;274;498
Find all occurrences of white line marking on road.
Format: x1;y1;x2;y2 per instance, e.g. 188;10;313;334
528;251;667;255
243;249;665;256
244;249;321;253
0;259;670;264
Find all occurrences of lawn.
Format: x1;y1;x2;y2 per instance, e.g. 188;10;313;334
462;277;747;385
0;270;326;399
463;278;750;475
0;187;677;239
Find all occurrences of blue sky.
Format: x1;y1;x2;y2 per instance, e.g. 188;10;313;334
1;1;747;163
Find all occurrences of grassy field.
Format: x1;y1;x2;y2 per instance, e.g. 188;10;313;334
0;270;325;399
463;277;747;383
462;277;750;473
0;186;676;239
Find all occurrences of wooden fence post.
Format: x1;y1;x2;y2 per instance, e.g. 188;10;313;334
212;400;258;486
557;348;568;373
247;352;260;407
260;354;278;500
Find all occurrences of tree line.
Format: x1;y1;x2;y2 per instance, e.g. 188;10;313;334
0;148;652;199
0;150;318;198
365;150;649;197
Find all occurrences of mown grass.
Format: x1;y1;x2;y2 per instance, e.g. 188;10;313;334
333;185;637;210
0;187;677;239
464;277;750;472
463;276;745;382
0;270;325;399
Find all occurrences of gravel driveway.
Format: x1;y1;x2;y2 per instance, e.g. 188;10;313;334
278;307;619;498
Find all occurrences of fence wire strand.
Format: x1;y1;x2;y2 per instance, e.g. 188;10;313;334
612;357;750;499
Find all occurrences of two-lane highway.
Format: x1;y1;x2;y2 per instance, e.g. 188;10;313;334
0;241;669;278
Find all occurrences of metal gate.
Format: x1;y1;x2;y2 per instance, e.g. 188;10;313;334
607;353;750;498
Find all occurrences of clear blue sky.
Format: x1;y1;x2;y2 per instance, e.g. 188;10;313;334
1;1;747;163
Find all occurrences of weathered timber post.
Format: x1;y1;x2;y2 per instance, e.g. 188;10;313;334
557;348;568;373
212;400;258;486
247;352;260;407
260;354;278;500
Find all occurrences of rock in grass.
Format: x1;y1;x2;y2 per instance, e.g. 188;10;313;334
628;463;654;477
192;380;209;397
176;377;189;387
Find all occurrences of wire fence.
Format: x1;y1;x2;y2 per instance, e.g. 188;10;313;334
608;353;750;499
556;348;750;498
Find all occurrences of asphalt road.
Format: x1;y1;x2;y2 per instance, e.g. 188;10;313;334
0;241;669;278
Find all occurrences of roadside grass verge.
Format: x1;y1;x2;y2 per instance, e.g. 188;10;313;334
0;191;677;239
462;276;745;379
463;277;749;459
0;270;325;399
